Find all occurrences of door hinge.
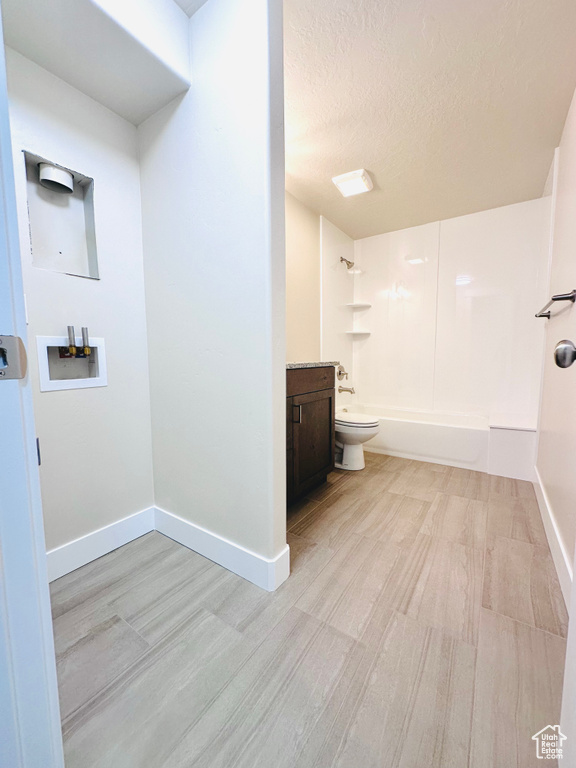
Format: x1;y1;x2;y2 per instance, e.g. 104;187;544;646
0;335;27;379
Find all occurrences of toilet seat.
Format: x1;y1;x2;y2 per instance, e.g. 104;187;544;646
335;412;379;428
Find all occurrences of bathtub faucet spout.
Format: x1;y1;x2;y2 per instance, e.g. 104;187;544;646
338;386;355;394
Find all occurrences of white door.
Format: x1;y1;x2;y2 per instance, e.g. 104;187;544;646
0;7;64;767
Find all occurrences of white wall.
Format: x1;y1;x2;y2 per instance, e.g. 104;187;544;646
285;192;320;362
320;216;355;404
138;0;287;562
537;86;576;599
7;48;154;551
353;198;550;425
93;0;190;80
2;0;190;125
533;84;576;767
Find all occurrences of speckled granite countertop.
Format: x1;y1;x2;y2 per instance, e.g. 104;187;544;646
286;361;340;369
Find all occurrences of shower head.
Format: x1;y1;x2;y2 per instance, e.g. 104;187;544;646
340;257;355;270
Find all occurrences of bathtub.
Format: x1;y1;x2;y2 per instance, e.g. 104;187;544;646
341;405;537;480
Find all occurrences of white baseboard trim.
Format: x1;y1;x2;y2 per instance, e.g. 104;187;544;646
46;507;155;582
154;507;290;592
534;466;573;608
46;505;290;592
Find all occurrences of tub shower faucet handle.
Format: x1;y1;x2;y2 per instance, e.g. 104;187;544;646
336;365;348;381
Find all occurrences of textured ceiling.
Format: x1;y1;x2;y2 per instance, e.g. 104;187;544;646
284;0;576;238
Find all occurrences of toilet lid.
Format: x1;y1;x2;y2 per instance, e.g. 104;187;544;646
335;412;379;427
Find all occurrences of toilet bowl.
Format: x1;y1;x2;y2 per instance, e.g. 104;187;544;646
334;412;380;470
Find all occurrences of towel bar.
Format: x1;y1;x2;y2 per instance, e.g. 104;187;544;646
535;289;576;319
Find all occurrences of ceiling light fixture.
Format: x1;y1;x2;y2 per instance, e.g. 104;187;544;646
332;169;373;197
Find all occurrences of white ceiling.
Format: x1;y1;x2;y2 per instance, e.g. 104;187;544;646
284;0;576;239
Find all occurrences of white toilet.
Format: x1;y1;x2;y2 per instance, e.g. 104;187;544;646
334;411;380;470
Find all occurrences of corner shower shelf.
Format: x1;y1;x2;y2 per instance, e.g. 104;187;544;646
346;303;372;309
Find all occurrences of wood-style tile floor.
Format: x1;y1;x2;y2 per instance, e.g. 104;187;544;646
51;453;568;768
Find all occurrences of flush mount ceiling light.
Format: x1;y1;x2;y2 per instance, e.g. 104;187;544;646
332;169;373;197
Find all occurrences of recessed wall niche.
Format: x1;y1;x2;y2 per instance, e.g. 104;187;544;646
24;151;99;279
36;336;107;392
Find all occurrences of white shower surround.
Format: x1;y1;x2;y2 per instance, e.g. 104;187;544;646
321;197;551;479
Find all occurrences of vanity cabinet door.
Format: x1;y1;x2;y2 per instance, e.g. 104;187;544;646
291;388;335;500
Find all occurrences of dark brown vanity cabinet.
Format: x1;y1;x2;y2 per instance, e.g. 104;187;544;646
286;366;335;504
